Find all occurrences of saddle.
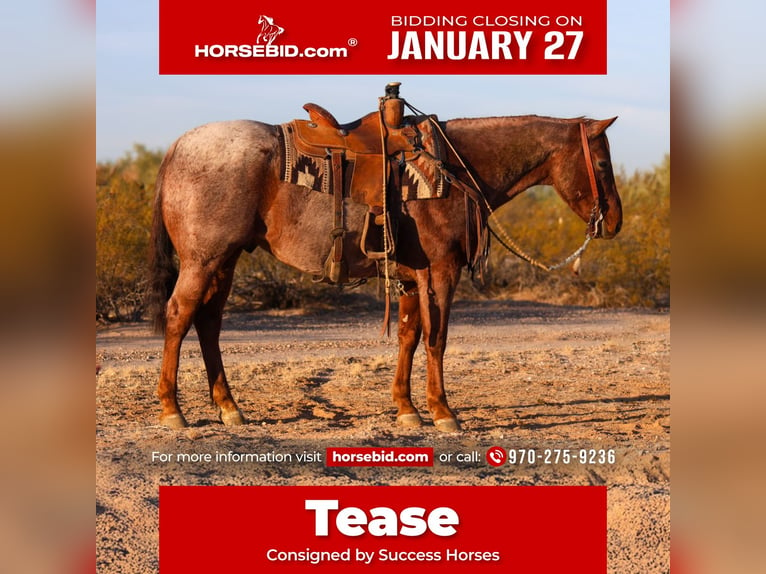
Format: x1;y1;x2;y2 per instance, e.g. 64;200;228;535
278;83;449;283
298;102;417;158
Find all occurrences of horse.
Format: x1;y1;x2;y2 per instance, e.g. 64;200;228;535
147;110;622;432
256;15;284;46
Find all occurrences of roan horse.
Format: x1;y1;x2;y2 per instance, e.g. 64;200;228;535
147;101;622;432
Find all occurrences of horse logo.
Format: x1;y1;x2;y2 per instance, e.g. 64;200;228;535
257;15;285;46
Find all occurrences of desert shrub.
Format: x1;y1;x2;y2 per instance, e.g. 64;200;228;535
96;145;163;322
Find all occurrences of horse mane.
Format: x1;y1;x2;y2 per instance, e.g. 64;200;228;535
447;115;588;128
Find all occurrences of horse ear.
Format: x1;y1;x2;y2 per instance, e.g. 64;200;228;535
586;117;618;138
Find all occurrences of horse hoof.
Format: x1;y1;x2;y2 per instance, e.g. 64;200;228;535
220;409;245;426
397;413;423;428
160;413;188;429
434;417;460;433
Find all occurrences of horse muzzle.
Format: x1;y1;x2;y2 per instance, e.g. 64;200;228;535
588;206;621;239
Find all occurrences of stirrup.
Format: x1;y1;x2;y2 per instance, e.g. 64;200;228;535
360;211;395;260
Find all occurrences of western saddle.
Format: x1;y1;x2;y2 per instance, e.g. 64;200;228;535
281;82;434;284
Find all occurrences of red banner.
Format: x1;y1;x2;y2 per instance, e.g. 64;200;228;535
159;0;607;75
159;485;606;572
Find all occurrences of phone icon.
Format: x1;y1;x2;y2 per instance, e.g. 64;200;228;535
486;446;506;467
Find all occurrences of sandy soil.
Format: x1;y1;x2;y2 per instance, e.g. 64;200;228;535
96;300;670;573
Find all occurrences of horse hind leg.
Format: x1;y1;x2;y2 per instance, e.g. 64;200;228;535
158;264;218;429
193;252;245;426
392;283;424;428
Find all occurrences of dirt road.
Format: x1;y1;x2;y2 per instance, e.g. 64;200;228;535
96;300;670;573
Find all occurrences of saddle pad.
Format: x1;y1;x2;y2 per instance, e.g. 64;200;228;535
400;116;448;200
278;122;334;195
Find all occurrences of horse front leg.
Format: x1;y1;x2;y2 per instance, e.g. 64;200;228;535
392;282;423;427
417;263;461;432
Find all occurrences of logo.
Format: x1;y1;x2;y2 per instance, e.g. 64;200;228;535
256;14;284;46
486;446;507;467
192;11;350;60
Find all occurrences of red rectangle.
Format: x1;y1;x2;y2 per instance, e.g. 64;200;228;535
159;485;606;572
326;447;433;467
159;0;607;75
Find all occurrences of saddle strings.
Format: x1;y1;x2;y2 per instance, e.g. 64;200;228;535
402;100;592;273
379;100;393;337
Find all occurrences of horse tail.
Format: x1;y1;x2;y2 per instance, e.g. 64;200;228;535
146;142;179;335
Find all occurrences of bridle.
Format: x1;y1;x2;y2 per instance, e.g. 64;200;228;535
579;121;605;240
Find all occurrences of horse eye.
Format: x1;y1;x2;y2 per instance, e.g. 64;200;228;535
597;160;609;170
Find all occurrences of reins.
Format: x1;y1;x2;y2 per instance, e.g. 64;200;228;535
404;100;603;273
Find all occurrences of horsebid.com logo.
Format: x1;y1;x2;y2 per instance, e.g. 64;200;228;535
256;15;283;46
194;14;350;59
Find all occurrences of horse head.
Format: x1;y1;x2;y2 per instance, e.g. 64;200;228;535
551;117;622;239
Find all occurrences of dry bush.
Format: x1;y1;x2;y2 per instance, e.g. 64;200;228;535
96;146;162;322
